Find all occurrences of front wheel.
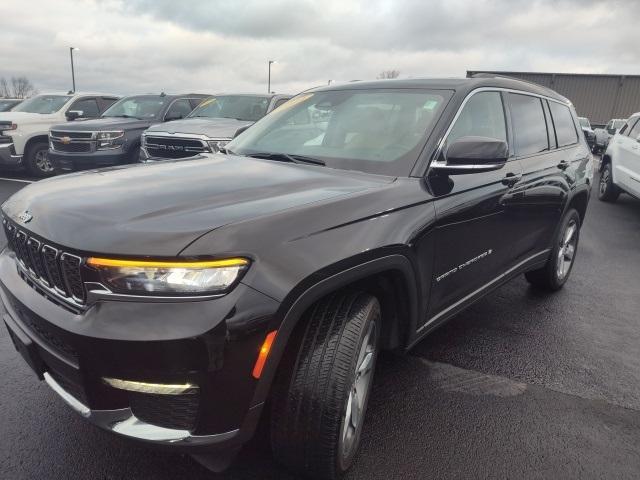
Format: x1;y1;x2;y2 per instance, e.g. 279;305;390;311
525;208;581;291
271;292;381;479
598;162;620;202
25;141;56;177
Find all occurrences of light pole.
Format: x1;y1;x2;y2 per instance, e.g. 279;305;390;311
268;60;275;93
69;47;79;92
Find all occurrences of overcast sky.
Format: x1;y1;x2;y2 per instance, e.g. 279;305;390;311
1;0;638;96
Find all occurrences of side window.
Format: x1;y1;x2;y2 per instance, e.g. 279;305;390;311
69;97;99;117
621;117;639;137
548;101;578;147
165;99;193;120
509;93;549;156
447;91;507;146
189;98;204;109
98;97;119;113
628;118;640;139
273;98;290;110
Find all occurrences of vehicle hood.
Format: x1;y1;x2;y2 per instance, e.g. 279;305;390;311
0;111;61;127
2;155;391;256
146;117;253;139
50;117;154;132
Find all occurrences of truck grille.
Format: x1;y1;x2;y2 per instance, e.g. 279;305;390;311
3;219;86;305
50;131;93;153
145;136;209;159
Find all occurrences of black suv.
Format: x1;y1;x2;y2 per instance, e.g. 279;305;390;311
48;93;207;175
1;77;592;479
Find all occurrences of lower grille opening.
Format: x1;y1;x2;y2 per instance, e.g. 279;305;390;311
48;370;87;405
129;392;200;431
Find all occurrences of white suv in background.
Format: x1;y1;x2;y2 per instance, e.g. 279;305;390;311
599;113;640;201
0;92;119;176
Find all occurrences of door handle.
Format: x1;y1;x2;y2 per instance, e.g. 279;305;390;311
557;160;570;170
501;172;522;187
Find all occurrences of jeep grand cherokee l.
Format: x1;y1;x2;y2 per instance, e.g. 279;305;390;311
140;93;291;161
1;76;592;479
48;93;207;174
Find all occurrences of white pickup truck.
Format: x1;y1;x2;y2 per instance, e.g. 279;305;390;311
0;92;119;176
599;113;640;201
593;118;625;153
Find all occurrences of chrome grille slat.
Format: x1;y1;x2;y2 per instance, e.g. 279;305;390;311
3;220;85;306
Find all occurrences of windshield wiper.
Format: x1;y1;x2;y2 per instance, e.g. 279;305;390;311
103;114;140;119
244;152;326;166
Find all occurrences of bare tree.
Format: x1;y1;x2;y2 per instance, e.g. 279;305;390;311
10;76;37;98
377;70;400;80
0;78;9;98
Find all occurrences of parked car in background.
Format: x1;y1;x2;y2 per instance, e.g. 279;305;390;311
593;118;625;153
578;116;596;150
0;76;592;479
0;99;22;112
140;93;291;161
48;93;208;175
599;113;640;201
0;93;119;176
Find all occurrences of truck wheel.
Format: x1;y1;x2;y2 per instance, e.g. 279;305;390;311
525;208;581;291
25;141;56;177
598;162;620;202
271;292;381;479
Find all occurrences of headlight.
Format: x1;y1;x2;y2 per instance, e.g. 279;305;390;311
207;139;230;152
86;257;249;295
97;130;125;150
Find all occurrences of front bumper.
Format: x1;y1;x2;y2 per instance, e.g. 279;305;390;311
0;248;279;451
48;149;128;172
0;142;23;167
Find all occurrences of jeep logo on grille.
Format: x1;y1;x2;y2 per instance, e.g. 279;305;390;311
17;211;33;223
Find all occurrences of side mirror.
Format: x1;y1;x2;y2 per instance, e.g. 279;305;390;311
164;112;183;122
607;128;616;135
233;124;251;138
66;110;83;121
432;136;508;175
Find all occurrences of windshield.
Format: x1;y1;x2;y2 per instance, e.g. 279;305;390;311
12;95;71;114
579;117;591;129
189;95;271;121
102;95;169;120
0;100;20;112
226;89;450;176
612;119;625;129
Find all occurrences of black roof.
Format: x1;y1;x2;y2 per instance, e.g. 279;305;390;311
311;76;570;104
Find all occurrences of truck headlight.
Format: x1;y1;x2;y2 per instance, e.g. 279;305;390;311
86;257;249;295
207;139;230;152
97;130;125;150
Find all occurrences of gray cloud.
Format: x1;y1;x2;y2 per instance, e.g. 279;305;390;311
1;0;639;97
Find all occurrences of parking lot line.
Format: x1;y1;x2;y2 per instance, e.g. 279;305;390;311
0;177;34;184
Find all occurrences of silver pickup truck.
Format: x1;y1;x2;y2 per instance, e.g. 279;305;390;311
593;118;625;153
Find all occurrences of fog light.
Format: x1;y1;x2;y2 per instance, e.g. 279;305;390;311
103;377;198;395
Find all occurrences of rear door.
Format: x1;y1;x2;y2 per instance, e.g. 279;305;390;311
427;90;523;319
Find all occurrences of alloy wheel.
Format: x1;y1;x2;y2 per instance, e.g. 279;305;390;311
557;219;578;280
35;149;54;173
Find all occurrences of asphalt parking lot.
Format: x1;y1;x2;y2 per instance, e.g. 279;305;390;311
0;164;639;479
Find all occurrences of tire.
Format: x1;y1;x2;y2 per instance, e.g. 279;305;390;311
525;208;581;291
271;292;381;480
598;162;620;202
24;141;56;177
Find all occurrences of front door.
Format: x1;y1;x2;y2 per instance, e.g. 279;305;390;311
426;90;522;323
616;116;640;197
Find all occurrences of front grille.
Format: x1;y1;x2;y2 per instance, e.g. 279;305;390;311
50;130;93;140
51;140;91;153
3;219;86;305
145;136;209;159
129;391;200;430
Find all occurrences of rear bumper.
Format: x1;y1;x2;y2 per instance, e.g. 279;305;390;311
48;149;128;172
0;143;23;167
0;248;279;452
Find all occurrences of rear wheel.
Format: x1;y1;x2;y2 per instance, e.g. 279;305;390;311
598;162;620;202
25;141;56;177
271;292;381;479
525;208;581;291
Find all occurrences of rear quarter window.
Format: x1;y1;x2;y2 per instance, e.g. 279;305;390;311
508;93;549;156
548;101;578;147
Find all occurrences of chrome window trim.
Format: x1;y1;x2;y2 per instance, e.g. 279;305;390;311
430;86;573;171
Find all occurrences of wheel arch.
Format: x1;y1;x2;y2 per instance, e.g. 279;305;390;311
249;254;420;408
567;188;590;225
24;134;49;156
